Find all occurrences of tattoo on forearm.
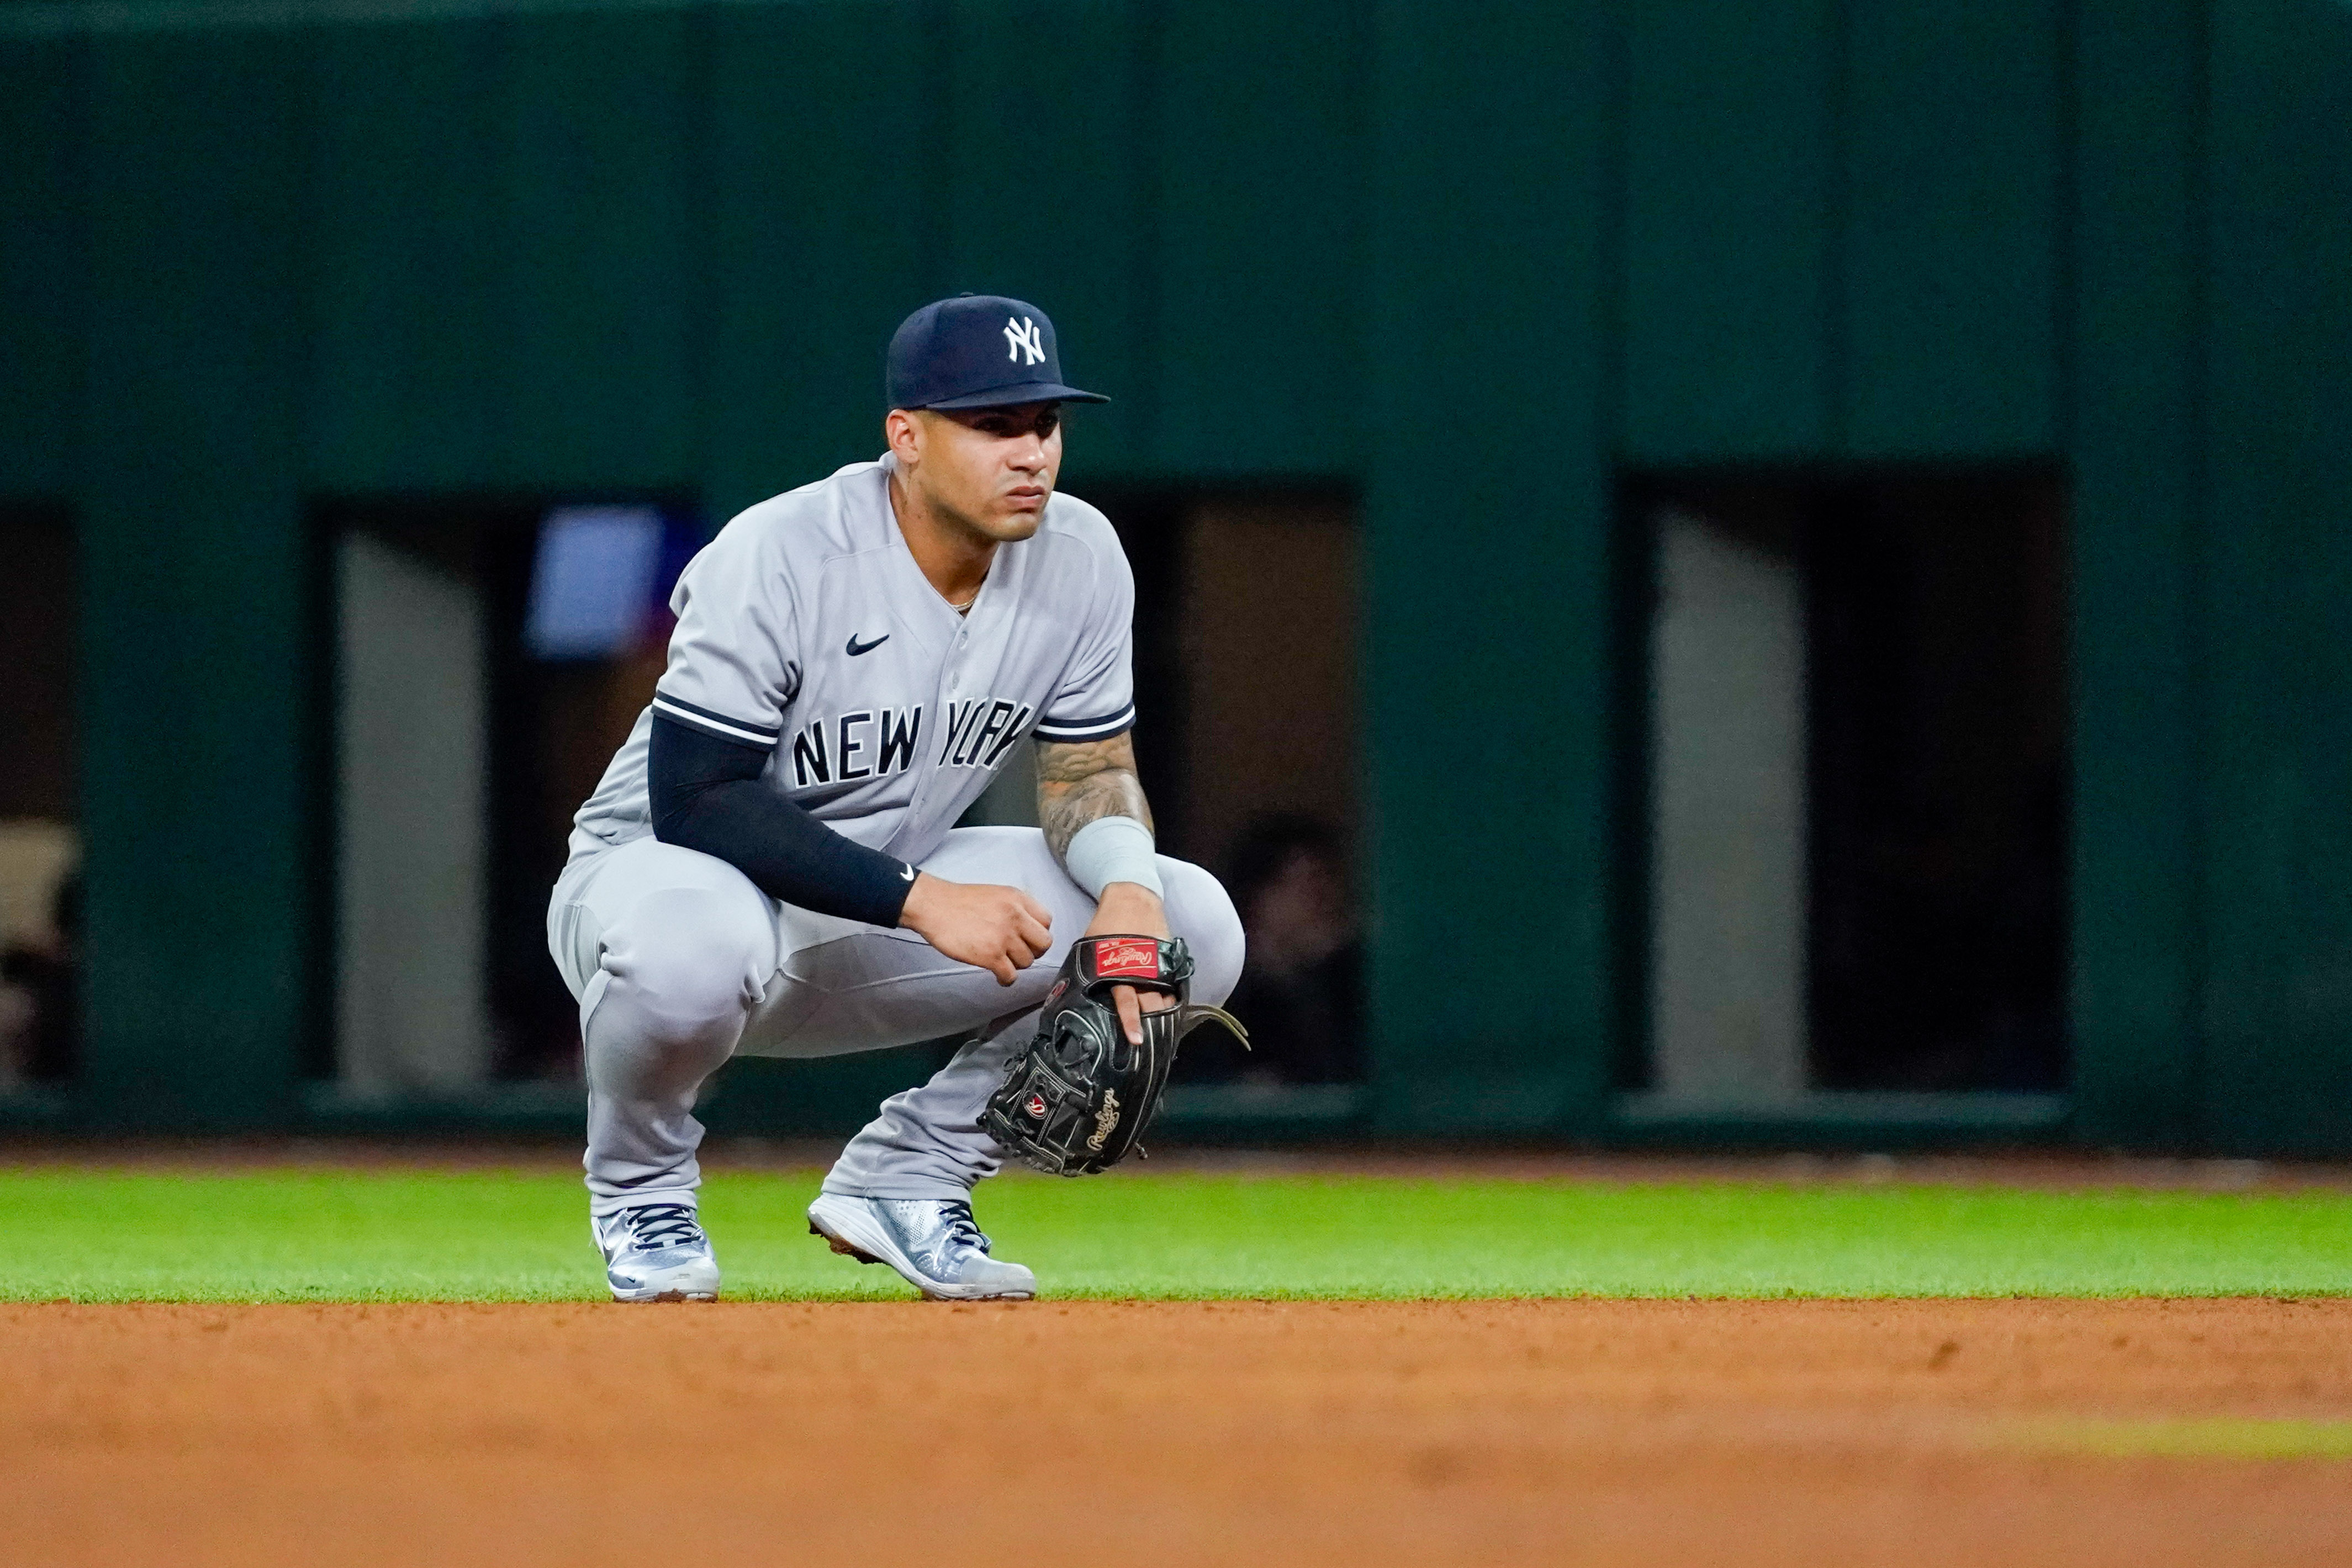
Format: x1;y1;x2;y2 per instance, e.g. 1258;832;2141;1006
1035;733;1154;863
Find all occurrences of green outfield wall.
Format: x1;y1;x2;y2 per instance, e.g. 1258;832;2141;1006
2;0;2349;1151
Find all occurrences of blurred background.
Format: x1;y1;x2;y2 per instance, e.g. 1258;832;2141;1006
1;0;2348;1154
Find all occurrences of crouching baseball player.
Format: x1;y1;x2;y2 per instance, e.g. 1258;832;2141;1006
547;294;1245;1302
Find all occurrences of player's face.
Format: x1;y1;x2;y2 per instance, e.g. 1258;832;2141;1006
907;402;1063;542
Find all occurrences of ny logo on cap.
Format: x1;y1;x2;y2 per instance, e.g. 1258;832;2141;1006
1003;315;1045;366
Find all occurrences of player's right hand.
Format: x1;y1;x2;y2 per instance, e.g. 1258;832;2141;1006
897;873;1053;986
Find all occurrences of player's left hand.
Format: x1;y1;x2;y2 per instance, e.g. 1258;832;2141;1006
1086;882;1174;1046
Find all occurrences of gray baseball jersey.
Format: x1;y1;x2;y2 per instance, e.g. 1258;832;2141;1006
568;455;1137;873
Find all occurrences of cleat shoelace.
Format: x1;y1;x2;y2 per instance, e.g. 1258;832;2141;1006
936;1200;991;1255
621;1203;706;1251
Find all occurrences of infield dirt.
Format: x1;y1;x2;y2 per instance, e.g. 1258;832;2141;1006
4;1297;2346;1566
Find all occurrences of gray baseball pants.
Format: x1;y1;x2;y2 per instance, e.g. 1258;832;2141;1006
546;825;1245;1216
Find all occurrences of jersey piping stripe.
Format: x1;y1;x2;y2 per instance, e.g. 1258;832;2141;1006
653;690;783;738
1033;704;1136;743
650;694;780;748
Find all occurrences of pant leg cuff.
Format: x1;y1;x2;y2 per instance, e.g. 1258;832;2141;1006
588;1186;701;1219
818;1175;980;1203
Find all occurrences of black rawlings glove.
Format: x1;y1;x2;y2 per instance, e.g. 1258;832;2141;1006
981;935;1248;1176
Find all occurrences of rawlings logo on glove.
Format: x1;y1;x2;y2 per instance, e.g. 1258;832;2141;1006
1092;939;1161;979
1086;1090;1122;1152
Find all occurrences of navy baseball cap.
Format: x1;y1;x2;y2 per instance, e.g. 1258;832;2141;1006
886;294;1111;411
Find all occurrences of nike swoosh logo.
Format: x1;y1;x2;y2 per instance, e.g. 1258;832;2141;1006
845;633;889;656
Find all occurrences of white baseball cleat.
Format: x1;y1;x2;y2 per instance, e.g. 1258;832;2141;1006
594;1202;721;1302
806;1194;1037;1301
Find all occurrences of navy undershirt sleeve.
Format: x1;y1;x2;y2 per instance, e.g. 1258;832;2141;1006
648;713;916;929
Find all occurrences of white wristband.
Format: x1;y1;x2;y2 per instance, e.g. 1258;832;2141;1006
1064;815;1164;900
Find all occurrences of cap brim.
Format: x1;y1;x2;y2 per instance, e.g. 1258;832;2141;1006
920;382;1111;410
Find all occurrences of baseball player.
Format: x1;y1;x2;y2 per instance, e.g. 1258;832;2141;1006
547;294;1244;1301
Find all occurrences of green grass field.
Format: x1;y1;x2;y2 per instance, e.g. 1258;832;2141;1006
3;1166;2349;1302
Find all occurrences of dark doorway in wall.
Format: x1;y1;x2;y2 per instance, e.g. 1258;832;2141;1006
318;494;702;1089
0;505;80;1084
1622;468;2069;1099
1087;488;1366;1089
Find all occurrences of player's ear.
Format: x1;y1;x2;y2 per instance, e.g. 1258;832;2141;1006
884;407;922;465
